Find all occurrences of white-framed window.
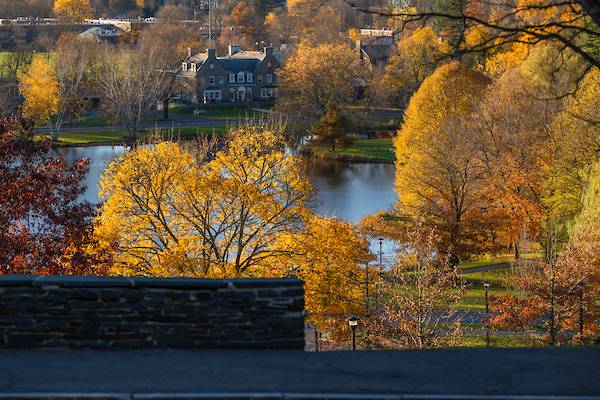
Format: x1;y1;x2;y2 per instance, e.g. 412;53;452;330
191;63;197;72
261;88;277;98
203;90;222;100
209;76;215;85
257;74;263;83
181;62;187;71
219;75;224;84
246;72;253;82
237;72;245;83
229;73;235;83
261;88;272;98
266;74;272;84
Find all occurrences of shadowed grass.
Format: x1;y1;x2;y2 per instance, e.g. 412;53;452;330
305;139;395;162
36;126;228;145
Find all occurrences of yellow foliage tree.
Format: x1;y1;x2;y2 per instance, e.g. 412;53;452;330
54;0;94;21
484;42;530;77
274;215;372;337
277;41;367;116
383;27;450;104
470;67;557;255
394;61;493;265
543;68;600;237
95;127;312;277
17;57;59;126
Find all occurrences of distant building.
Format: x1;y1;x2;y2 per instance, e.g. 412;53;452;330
177;45;280;104
356;29;395;66
79;25;123;43
0;78;20;113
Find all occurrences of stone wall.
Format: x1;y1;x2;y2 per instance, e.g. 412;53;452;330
0;275;304;349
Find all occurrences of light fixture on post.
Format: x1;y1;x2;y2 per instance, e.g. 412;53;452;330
378;237;384;269
346;315;360;351
483;282;491;346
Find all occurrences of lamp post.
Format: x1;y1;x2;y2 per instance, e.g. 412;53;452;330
576;282;586;336
365;262;369;316
346;316;360;351
483;282;491;347
378;237;384;269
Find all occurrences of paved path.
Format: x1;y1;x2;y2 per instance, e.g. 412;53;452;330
0;348;598;397
35;118;260;134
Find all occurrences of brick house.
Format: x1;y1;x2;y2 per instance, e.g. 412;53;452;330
177;45;280;104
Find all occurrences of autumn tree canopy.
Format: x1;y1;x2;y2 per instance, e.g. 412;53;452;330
394;61;493;265
0;118;100;274
17;57;59;128
382;27;451;104
54;0;94;21
277;42;367;116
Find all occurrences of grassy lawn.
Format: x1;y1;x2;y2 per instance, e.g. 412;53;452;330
36;126;228;145
306;138;395;163
459;333;534;347
460;270;512;311
459;252;543;270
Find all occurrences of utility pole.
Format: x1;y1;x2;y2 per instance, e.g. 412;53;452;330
200;0;216;48
378;237;383;269
484;282;490;347
365;262;369;316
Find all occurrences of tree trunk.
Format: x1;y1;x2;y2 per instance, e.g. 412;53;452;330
163;98;169;120
514;241;520;259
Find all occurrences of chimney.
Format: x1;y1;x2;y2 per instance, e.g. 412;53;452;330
263;46;273;57
187;47;193;58
207;48;216;59
228;44;241;56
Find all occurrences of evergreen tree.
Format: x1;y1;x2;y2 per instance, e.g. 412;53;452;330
310;102;351;151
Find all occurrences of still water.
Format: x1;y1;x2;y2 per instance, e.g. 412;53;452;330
57;145;397;260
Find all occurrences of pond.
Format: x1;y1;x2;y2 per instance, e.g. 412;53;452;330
57;145;397;262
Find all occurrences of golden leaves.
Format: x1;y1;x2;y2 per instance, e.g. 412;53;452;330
17;57;59;125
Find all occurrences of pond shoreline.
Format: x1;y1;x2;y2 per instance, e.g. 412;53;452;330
301;140;395;164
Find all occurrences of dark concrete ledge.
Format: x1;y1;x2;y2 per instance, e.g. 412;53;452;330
0;349;598;397
0;275;303;290
1;394;599;400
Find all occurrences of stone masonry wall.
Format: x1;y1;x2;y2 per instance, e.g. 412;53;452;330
0;275;304;349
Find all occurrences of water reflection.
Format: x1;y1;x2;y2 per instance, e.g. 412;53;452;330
304;158;396;223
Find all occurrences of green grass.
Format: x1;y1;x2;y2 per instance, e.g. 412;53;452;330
459;252;543;270
36;126;228;145
306;138;395;163
460;270;512;311
460;333;535;347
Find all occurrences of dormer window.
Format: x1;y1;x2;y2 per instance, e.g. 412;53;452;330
258;75;263;83
246;73;253;82
266;74;272;84
182;62;187;71
237;72;245;83
191;63;197;72
229;73;235;83
209;76;215;85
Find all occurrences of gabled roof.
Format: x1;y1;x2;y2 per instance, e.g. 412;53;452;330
219;58;260;73
188;53;208;63
229;51;266;60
